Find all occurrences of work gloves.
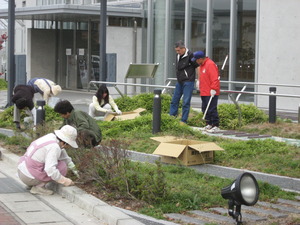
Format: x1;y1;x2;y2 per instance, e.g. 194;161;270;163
210;89;216;97
68;161;80;178
116;109;122;115
57;176;74;186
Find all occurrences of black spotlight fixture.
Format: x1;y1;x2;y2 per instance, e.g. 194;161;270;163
221;172;259;225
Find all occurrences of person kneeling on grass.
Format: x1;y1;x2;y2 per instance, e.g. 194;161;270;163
17;125;79;195
54;100;102;147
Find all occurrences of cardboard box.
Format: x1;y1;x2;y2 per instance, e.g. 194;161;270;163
151;136;224;166
104;108;146;121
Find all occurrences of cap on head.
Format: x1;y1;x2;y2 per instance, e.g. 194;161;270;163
191;51;205;62
52;85;62;96
54;125;78;148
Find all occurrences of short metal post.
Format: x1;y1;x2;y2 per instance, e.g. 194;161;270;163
269;87;276;123
152;89;162;134
36;100;46;125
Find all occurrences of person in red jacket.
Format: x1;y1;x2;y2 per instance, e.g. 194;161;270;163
192;51;220;132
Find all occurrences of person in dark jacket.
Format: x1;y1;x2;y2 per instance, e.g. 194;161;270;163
169;40;199;124
54;100;102;147
12;85;36;129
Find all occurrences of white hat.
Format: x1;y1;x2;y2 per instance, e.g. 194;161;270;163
52;85;62;96
54;125;78;148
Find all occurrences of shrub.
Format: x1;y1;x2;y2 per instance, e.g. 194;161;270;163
70;140;169;204
0;105;62;128
188;103;268;129
0;79;7;90
114;93;175;114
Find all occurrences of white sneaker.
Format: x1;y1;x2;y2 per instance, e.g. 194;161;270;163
207;126;220;133
30;186;54;195
199;124;212;131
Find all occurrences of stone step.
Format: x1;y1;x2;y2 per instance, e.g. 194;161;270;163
277;198;300;207
296;196;300;201
211;207;267;222
164;213;207;225
257;201;300;214
189;210;234;223
244;206;288;218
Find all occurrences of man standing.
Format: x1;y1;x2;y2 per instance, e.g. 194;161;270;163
169;40;198;124
54;100;102;147
192;51;220;132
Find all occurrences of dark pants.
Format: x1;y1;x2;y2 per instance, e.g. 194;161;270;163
201;95;219;127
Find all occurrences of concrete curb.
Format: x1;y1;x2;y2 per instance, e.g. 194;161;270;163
127;148;300;193
0;148;144;225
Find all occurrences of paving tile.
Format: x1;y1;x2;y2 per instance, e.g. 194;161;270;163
211;207;267;222
189;210;234;223
244;206;288;218
0;193;37;203
0;178;26;193
164;213;207;225
277;198;300;207
4;200;52;213
257;201;300;213
0;202;24;225
15;211;68;224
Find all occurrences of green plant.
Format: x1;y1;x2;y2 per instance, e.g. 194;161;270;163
114;93;175;114
0;79;7;90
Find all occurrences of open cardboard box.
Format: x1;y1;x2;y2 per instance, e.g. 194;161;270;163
104;108;146;121
151;136;224;166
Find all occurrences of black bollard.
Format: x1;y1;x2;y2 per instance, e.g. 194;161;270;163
152;89;162;134
36;100;46;126
269;87;276;123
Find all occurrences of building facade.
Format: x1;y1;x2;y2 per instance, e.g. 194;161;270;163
0;0;300;112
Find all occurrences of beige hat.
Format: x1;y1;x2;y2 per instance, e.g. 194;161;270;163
54;125;78;148
52;85;62;96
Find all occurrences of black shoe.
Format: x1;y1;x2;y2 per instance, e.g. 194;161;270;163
14;122;21;129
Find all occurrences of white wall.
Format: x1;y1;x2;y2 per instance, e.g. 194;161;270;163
256;0;300;111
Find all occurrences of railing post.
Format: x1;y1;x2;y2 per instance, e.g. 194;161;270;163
298;104;300;124
269;87;276;123
36;100;46;126
152;89;162;134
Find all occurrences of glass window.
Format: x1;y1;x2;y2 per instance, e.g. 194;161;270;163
191;0;206;53
236;0;256;82
212;0;230;81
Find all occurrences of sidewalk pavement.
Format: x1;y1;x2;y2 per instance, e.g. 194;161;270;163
0;146;178;225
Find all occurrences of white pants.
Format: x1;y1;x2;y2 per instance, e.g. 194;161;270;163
88;103;112;118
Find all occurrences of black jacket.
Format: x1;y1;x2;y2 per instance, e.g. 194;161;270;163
12;85;35;110
176;49;198;83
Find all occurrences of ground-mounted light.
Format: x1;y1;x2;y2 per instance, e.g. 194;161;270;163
221;172;259;224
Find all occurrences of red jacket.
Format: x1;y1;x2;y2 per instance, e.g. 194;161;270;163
198;57;220;96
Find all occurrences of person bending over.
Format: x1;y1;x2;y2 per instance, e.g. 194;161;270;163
27;77;62;104
54;100;102;147
12;84;36;129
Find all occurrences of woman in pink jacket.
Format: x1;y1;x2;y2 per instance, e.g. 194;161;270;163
18;125;79;195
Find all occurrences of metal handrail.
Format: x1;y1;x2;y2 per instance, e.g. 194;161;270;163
165;77;300;88
88;80;300;99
